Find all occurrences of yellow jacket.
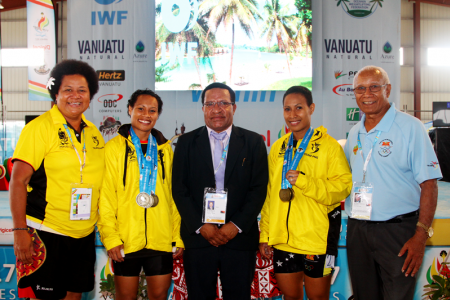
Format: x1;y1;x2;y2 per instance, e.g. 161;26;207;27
260;126;352;255
98;125;183;254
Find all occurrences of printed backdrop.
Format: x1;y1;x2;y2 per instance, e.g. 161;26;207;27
67;0;155;143
312;0;401;139
27;0;56;101
70;0;401;144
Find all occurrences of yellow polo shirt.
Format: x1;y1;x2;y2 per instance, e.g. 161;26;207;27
13;105;105;238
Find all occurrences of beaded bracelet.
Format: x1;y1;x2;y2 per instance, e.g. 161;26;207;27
12;228;28;231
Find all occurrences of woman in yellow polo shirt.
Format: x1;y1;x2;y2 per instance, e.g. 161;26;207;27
98;89;183;300
10;60;105;299
259;86;352;300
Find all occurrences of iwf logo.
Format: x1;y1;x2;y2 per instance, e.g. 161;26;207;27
161;0;199;33
160;0;200;66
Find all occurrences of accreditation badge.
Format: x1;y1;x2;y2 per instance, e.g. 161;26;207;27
202;187;227;224
70;183;94;220
350;182;374;220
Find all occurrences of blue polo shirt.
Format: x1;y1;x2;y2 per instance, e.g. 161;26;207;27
344;103;442;221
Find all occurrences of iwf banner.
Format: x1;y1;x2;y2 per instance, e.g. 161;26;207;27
67;0;155;143
27;0;56;101
312;0;401;139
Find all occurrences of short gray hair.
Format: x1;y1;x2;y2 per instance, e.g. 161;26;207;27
353;65;391;88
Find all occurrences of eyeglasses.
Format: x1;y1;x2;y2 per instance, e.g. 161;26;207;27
203;101;235;109
353;84;388;94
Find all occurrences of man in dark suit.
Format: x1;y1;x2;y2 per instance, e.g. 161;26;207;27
172;83;268;300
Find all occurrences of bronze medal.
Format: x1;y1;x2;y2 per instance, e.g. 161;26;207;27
279;188;294;202
150;193;159;207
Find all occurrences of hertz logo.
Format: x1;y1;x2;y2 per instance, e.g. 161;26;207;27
97;70;125;81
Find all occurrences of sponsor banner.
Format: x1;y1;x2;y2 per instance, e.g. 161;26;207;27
27;0;56;101
0;247;19;299
0;219;14;245
0;237;448;299
67;0;155;142
312;0;400;139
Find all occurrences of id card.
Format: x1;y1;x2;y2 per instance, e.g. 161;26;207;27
350;182;374;220
202;188;227;224
70;183;94;220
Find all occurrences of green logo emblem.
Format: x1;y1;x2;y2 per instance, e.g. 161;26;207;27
336;0;383;19
346;108;360;121
136;41;145;53
383;41;392;53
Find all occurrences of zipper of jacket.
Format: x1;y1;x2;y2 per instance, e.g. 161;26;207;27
144;208;148;247
286;200;292;244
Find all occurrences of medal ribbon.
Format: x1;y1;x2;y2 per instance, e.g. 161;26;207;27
281;127;314;189
63;124;86;183
357;130;382;183
130;128;158;195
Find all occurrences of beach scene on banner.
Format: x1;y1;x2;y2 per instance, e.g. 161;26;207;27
155;0;312;91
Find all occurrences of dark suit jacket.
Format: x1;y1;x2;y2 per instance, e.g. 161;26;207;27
172;125;268;251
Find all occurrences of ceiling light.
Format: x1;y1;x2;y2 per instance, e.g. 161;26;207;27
0;0;4;10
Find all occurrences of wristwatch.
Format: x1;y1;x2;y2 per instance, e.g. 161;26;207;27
416;222;434;238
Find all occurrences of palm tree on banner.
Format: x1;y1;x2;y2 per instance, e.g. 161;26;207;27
156;2;216;89
336;0;350;11
260;0;297;77
369;0;384;12
199;0;261;85
294;0;311;55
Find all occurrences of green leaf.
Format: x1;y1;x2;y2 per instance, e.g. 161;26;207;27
433;275;446;286
423;291;437;296
431;293;441;300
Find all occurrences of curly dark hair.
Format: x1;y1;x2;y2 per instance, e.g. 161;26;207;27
282;86;313;106
127;89;163;116
48;59;99;102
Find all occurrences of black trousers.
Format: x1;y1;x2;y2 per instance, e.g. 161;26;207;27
347;215;419;300
183;246;256;300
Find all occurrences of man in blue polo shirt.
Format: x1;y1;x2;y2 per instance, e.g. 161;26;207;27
343;65;442;300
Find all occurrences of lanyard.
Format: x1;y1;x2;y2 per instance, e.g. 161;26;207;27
214;142;229;175
357;130;382;183
281;127;313;189
130;128;158;195
63;124;86;183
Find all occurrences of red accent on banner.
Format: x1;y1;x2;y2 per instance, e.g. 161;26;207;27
27;0;54;10
29;80;47;89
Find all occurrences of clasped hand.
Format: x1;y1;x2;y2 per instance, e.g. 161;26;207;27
286;170;300;187
200;223;239;247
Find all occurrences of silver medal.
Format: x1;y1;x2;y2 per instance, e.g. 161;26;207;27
136;192;159;208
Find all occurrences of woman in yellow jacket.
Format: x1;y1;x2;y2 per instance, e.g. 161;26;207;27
98;89;183;300
259;86;352;300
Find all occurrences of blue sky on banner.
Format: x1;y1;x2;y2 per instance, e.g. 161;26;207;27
156;0;298;47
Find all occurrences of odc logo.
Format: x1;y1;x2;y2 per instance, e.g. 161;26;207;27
161;0;198;33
